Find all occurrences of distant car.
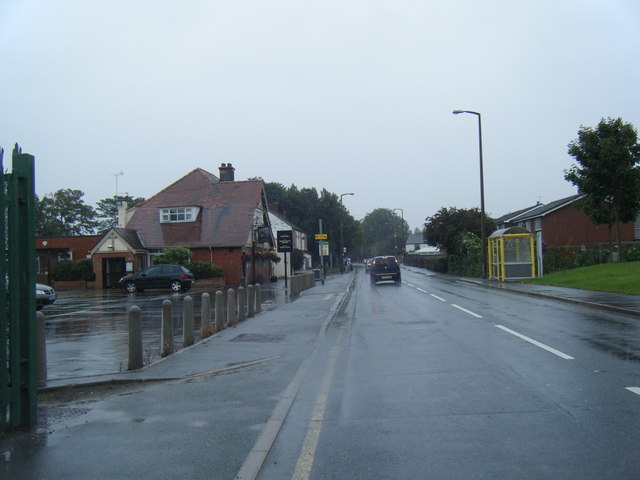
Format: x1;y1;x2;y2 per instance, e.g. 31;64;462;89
370;256;401;285
118;264;194;293
36;283;57;310
364;258;373;273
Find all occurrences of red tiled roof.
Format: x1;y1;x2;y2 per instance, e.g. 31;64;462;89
125;168;267;248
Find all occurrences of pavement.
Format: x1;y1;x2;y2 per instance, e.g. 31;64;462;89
41;272;355;391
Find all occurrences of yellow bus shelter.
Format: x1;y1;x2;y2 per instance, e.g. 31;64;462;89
488;227;536;281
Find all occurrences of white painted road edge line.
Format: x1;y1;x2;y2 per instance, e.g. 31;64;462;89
625;387;640;396
451;304;483;318
495;325;575;360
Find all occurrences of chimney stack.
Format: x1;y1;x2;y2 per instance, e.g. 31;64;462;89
219;163;235;182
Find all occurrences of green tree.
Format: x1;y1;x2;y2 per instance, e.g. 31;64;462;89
263;182;362;263
564;117;640;252
361;208;409;258
95;195;145;233
36;189;98;236
424;207;494;256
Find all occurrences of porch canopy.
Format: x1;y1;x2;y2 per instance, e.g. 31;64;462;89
488;226;536;281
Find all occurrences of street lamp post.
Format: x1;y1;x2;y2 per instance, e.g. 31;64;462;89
453;109;487;279
340;193;354;273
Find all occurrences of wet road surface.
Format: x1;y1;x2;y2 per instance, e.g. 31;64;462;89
257;268;640;479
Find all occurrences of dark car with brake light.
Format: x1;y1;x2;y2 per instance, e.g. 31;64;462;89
370;256;401;285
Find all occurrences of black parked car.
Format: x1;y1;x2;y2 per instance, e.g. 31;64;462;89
370;256;401;285
118;264;194;293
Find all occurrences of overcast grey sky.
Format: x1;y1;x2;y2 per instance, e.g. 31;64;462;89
1;1;639;231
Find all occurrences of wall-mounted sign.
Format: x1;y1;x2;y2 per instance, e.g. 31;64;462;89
277;230;293;253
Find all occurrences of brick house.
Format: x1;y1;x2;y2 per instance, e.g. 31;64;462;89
35;235;102;285
91;163;275;288
495;193;639;247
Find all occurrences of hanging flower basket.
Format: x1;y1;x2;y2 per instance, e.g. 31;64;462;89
255;252;281;263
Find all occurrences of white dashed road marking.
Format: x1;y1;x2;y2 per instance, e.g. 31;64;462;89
495;324;574;360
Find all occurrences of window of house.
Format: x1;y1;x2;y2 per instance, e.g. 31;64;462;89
635;214;640;240
148;249;163;265
159;206;199;223
57;250;72;261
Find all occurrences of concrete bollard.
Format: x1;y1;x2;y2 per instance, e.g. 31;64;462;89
247;285;255;318
201;292;212;338
227;288;236;327
238;286;246;322
128;306;143;371
183;295;194;347
161;299;174;357
215;290;224;331
36;311;47;387
255;284;262;314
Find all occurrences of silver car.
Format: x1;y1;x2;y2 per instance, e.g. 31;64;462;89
36;283;57;310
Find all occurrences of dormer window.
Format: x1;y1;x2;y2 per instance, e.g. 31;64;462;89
159;206;199;223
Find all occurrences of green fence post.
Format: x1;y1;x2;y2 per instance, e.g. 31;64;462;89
8;145;37;429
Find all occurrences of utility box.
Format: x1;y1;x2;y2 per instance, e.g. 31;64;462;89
488;227;536;281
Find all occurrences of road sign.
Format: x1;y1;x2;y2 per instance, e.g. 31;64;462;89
315;233;328;240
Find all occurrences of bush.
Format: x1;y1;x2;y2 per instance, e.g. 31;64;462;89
153;247;192;266
447;232;482;277
189;261;223;279
621;244;640;262
404;254;448;273
53;259;95;281
543;243;640;274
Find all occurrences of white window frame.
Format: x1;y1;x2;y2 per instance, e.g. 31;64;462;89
159;206;199;223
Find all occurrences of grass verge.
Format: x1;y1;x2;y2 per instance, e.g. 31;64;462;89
521;261;640;295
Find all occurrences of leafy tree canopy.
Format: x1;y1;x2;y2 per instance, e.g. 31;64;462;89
263;182;362;261
361;208;409;257
36;189;98;236
424;207;494;255
95;195;145;234
565;117;640;230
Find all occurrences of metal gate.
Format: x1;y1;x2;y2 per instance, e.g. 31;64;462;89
0;144;37;432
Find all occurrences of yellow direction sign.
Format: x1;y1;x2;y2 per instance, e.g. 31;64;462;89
315;233;328;240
